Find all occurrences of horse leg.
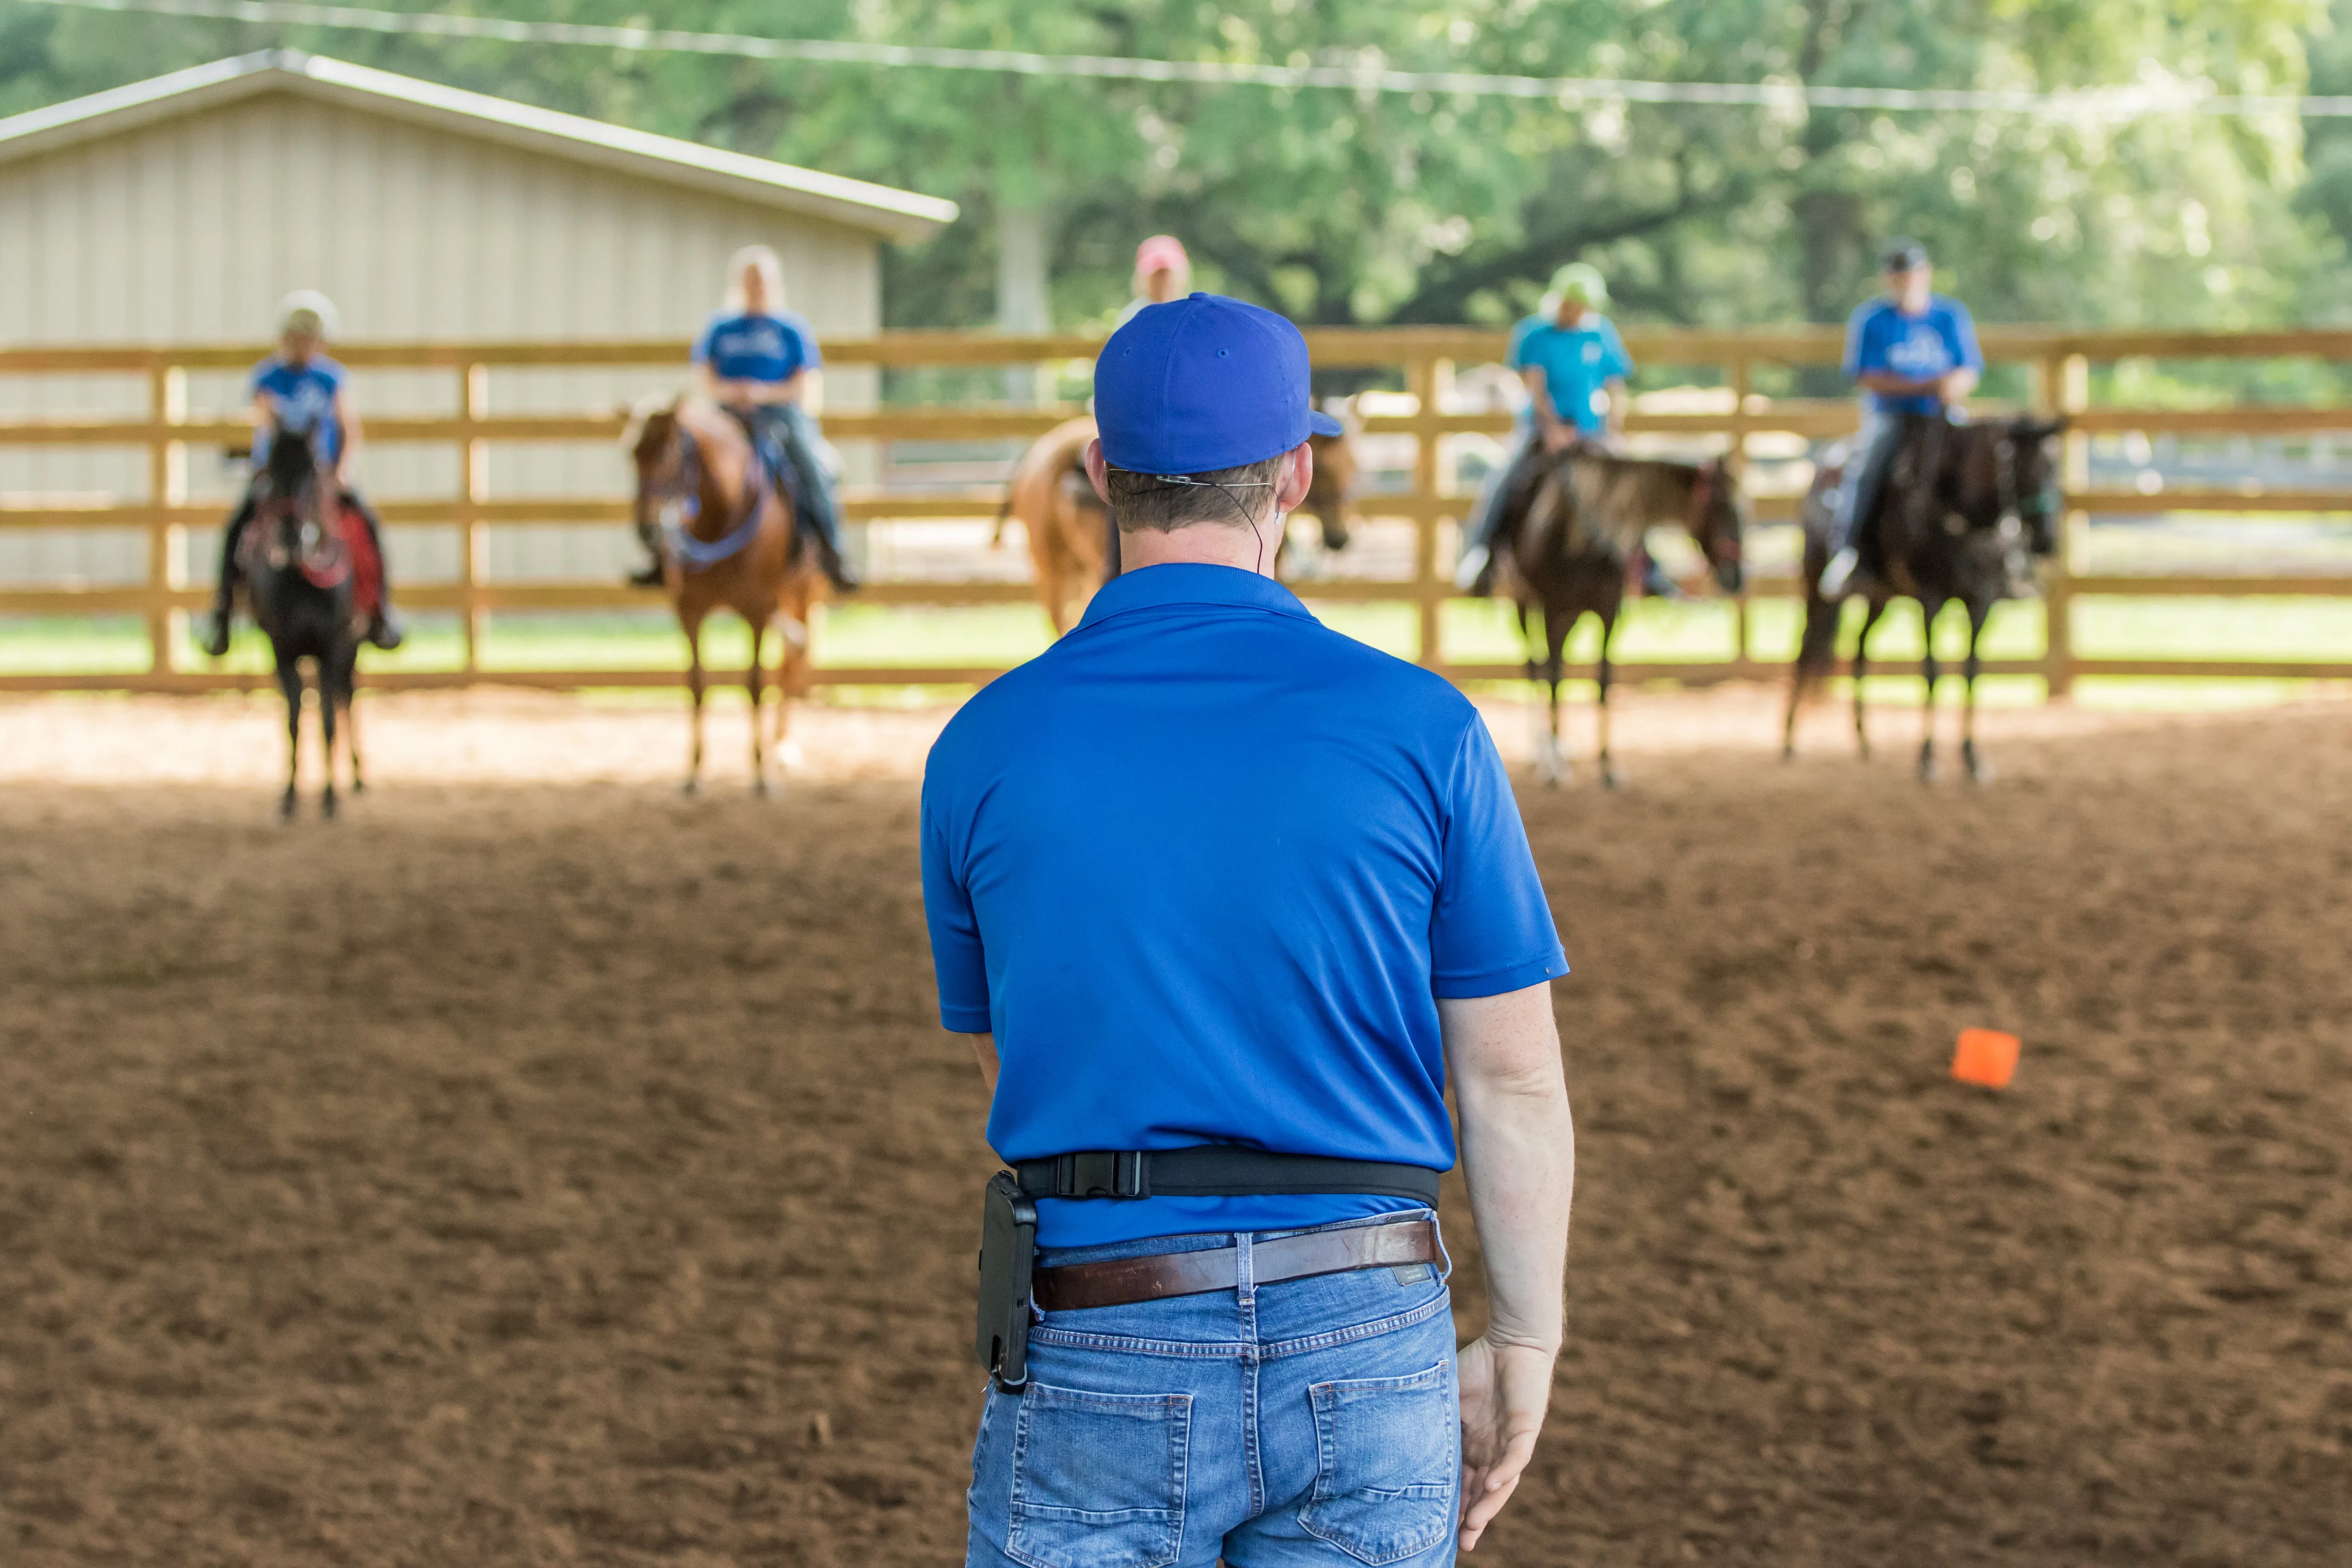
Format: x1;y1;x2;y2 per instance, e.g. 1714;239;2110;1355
318;664;340;821
1852;600;1885;762
683;611;707;795
748;615;769;798
775;609;809;773
1918;595;1945;784
276;653;303;821
1596;606;1620;790
1962;601;1994;783
344;679;364;795
1543;604;1572;788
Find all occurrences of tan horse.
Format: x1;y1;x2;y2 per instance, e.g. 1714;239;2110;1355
627;398;827;794
997;410;1360;634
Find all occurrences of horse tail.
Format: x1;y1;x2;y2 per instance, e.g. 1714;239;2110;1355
991;490;1013;548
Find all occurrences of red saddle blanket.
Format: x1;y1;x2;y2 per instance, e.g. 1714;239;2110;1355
338;501;384;619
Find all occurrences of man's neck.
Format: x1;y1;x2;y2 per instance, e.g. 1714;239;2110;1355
1116;516;1283;577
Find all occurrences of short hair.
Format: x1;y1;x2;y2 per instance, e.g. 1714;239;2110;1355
1104;453;1288;533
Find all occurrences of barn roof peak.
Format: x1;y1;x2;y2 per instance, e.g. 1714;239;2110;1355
0;48;959;243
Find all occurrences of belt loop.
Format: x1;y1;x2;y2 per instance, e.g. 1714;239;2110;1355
1234;1230;1256;1305
1430;1213;1453;1285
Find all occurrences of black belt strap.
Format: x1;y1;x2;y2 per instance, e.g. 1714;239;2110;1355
1012;1146;1440;1206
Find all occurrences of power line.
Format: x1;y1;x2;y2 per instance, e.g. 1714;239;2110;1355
23;0;2351;119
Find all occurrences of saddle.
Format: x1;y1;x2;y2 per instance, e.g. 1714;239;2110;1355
240;488;381;615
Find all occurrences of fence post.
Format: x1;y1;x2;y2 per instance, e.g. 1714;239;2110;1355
1408;351;1444;669
458;362;491;672
145;360;188;678
1727;353;1752;673
2038;351;2090;699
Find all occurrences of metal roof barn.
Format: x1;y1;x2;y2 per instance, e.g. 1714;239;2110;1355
0;49;956;589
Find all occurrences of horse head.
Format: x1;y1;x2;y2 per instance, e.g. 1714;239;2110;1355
625;397;693;535
1299;398;1359;552
2000;417;2067;556
256;419;331;556
1687;456;1746;594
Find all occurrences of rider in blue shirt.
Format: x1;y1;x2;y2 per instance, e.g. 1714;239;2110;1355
634;246;855;591
200;292;403;655
1455;263;1634;596
1818;239;1984;596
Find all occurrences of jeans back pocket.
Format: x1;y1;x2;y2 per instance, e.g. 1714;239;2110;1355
1299;1362;1457;1565
1006;1382;1191;1568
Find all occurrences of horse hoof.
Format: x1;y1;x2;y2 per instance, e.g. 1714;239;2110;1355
1601;765;1620;790
321;791;338;821
1917;753;1939;784
682;778;700;797
752;774;771;799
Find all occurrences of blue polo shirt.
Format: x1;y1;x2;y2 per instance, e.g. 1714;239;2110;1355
250;354;345;463
1844;295;1982;417
693;309;821;385
920;564;1568;1247
1508;312;1632;433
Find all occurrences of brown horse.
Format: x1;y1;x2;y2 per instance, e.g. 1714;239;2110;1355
1499;450;1746;787
627;398;827;794
997;410;1359;634
1782;415;2063;782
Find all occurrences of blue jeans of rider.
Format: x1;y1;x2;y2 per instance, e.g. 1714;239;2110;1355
966;1213;1461;1568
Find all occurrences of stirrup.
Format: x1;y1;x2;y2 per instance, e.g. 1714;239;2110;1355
1453;544;1492;595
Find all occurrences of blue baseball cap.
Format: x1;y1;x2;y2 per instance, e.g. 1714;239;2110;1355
1095;292;1345;476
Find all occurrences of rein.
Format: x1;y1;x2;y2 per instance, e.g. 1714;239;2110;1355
662;424;769;572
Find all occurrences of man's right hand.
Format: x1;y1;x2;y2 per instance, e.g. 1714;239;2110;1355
1456;1334;1558;1552
1538;422;1578;454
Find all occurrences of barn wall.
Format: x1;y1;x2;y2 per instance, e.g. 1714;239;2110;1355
0;88;885;588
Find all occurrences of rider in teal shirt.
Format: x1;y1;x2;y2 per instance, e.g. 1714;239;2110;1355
1456;263;1635;596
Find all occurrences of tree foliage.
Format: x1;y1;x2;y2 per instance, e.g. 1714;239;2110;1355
0;0;2338;337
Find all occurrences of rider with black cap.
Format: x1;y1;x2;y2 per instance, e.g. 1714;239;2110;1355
1819;239;1984;597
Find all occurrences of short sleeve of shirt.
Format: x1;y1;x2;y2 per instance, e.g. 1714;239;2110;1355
784;312;823;372
690;315;719;366
1842;304;1876;379
1504;317;1540;371
1429;715;1569;998
919;762;993;1032
1942;301;1984;373
1600;319;1633;380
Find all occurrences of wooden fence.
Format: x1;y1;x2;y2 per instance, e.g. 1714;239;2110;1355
2;326;2349;694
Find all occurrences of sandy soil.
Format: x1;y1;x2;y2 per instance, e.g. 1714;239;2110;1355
1;688;2347;1565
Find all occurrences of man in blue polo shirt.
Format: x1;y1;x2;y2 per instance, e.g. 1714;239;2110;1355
1455;262;1632;596
923;293;1576;1566
1819;239;1983;597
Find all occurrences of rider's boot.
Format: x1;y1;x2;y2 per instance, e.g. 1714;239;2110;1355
815;533;860;593
367;605;407;651
1817;548;1860;599
1453;543;1494;596
197;593;234;658
627;556;667;588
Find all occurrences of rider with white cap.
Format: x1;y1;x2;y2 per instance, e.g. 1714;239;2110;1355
1455;262;1633;596
199;291;404;655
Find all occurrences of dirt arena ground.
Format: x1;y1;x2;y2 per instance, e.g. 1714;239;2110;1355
2;688;2348;1566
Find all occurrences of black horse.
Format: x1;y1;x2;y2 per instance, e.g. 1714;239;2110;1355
1783;415;2064;781
243;421;365;819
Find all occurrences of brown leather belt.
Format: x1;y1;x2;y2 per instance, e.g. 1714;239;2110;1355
1032;1219;1439;1313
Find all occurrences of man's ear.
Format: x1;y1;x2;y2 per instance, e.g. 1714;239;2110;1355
1083;438;1113;505
1277;442;1315;513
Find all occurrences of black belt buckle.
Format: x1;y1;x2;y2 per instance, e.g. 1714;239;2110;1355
1054;1150;1149;1199
977;1171;1037;1392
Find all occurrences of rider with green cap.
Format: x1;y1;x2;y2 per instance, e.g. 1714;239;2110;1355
1455;262;1632;595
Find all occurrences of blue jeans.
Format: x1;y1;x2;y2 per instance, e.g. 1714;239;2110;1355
966;1213;1461;1568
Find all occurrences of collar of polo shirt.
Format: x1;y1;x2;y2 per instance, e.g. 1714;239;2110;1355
1094;293;1344;476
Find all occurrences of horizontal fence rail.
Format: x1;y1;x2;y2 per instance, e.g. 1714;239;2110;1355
1;326;2349;695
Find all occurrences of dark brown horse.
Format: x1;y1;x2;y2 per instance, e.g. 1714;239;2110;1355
242;420;365;820
627;398;828;794
1782;415;2064;782
997;410;1359;634
1500;450;1746;787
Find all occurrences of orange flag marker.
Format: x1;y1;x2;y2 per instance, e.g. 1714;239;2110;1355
1951;1028;2021;1089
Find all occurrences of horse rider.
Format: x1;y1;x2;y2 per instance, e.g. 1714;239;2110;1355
1455;261;1632;596
637;245;856;591
1817;238;1984;597
199;292;404;656
926;291;1575;1567
1115;233;1191;329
